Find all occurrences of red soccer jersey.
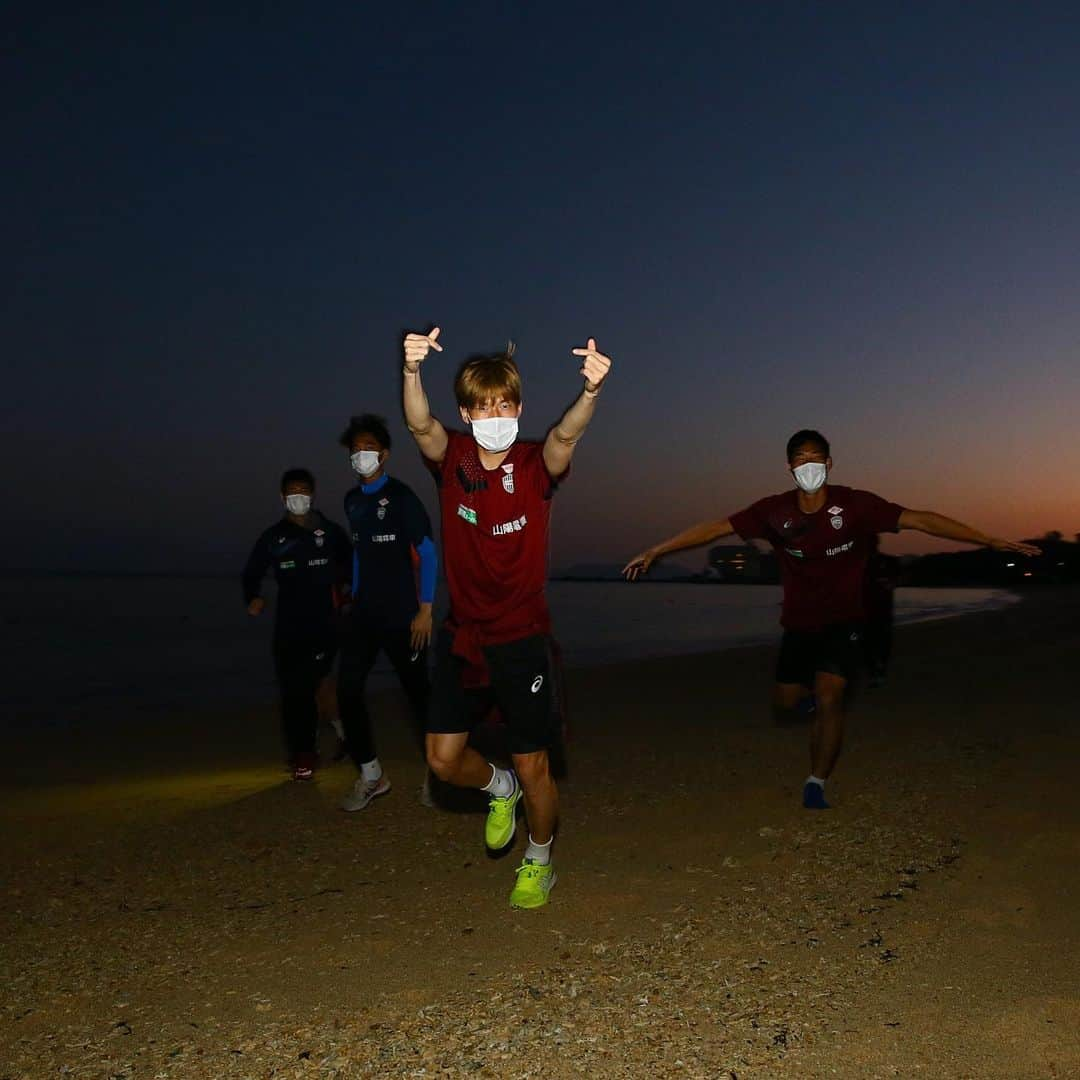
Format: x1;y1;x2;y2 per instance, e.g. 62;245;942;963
729;485;904;631
426;431;563;658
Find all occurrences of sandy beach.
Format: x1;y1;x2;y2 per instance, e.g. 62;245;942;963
2;588;1078;1079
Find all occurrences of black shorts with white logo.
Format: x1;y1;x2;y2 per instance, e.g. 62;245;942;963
775;621;865;687
428;632;561;755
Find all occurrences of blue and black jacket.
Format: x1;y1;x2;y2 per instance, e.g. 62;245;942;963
344;475;437;628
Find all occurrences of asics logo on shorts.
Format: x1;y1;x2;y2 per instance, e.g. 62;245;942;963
530;675;544;694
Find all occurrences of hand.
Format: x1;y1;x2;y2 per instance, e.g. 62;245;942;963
571;337;612;393
410;605;433;653
622;548;659;581
403;327;443;372
247;597;265;617
989;538;1042;557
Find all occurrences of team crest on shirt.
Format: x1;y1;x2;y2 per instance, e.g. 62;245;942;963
828;506;844;530
314;528;325;547
377;497;389;521
501;463;515;494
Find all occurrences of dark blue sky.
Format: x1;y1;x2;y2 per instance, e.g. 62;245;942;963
5;3;1079;573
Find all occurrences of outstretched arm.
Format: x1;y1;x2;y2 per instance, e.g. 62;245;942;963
623;519;737;580
543;337;613;478
898;509;1041;556
402;326;449;464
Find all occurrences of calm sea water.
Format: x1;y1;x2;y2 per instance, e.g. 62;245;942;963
0;576;1017;728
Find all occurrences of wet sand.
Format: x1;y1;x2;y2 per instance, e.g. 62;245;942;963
2;589;1078;1078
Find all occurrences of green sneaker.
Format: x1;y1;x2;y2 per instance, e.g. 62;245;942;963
484;780;522;850
509;859;557;909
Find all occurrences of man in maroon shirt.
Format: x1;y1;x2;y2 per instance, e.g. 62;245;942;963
402;326;612;908
623;429;1038;810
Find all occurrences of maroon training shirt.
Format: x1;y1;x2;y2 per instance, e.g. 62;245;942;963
729;485;904;631
426;431;562;662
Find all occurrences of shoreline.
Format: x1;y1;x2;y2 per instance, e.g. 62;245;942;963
0;581;1021;729
5;586;1021;784
0;587;1024;796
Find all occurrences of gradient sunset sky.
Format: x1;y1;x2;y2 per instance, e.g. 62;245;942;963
5;3;1078;573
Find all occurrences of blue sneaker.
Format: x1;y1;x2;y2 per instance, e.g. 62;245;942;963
803;781;830;810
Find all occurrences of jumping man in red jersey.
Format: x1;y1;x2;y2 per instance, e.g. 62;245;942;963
623;429;1039;810
402;326;612;908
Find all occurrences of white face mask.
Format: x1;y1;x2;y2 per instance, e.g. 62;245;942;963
470;416;518;453
284;494;312;516
792;461;828;493
351;450;381;478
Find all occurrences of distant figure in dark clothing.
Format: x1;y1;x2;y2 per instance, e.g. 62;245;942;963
243;468;351;780
865;544;901;688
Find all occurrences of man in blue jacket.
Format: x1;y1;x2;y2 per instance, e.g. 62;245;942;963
338;414;438;811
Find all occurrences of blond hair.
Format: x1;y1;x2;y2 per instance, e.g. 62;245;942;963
454;343;522;408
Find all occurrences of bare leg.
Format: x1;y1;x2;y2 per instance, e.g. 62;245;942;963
772;681;811;726
426;732;493;789
810;671;848;778
512;749;558;845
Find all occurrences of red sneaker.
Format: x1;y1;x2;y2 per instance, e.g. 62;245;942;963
292;752;317;781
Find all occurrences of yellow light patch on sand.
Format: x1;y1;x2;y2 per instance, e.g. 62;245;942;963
0;766;290;826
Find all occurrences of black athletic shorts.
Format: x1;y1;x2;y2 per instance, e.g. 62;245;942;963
775;622;865;687
427;631;560;755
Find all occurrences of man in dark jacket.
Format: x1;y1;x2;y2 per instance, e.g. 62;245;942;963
243;467;351;780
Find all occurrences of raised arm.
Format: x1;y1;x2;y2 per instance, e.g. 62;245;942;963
623;519;737;580
402;326;449;464
898;509;1041;556
542;337;613;478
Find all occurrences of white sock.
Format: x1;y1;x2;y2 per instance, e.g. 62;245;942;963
524;835;552;865
330;716;345;739
806;774;826;788
481;765;515;798
361;758;383;783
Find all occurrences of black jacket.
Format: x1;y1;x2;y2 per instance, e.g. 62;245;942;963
242;512;351;640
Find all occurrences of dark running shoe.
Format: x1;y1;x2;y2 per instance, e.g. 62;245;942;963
803;781;830;810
